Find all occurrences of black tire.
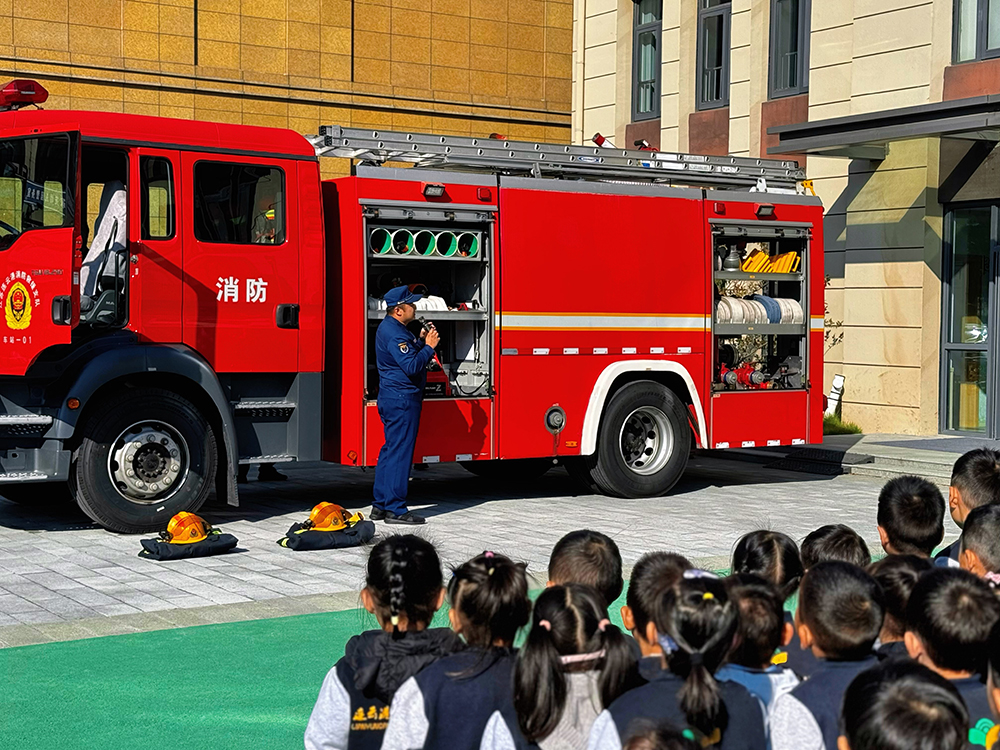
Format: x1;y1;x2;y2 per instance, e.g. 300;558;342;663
0;482;74;506
461;458;553;482
72;388;218;533
577;381;691;498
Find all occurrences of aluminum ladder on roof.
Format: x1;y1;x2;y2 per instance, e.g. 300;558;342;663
307;125;807;191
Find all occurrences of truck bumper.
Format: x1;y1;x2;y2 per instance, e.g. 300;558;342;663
0;443;71;483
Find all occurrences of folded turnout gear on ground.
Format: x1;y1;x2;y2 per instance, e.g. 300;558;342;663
277;502;375;550
138;512;238;560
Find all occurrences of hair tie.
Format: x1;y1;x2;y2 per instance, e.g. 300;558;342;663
390;615;400;627
488;567;495;576
702;592;714;601
689;651;705;667
683;569;719;580
538;619;552;631
597;618;610;632
986;571;1000;588
657;633;679;656
560;649;606;665
484;551;495;558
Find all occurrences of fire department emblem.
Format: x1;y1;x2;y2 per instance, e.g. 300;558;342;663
398;342;409;354
4;281;31;330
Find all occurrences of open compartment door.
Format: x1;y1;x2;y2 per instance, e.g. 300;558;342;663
0;125;80;375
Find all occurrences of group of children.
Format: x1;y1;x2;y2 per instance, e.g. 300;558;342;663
304;447;1000;750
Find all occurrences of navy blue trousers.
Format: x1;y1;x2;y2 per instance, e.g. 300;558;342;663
373;394;423;515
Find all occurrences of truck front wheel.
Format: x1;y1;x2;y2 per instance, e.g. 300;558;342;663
72;388;218;533
574;381;691;498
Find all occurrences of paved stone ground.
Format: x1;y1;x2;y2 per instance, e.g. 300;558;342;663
0;456;957;648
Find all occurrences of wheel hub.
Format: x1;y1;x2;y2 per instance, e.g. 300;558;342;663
618;406;674;476
108;422;188;504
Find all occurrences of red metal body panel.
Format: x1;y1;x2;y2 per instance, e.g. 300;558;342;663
178;151;300;373
297;160;325;373
364;399;492;464
710;390;811;447
129;147;183;344
495;184;708;459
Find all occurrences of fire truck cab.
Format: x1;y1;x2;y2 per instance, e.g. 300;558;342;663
0;81;824;532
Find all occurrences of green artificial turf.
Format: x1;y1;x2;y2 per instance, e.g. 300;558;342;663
1;589;630;750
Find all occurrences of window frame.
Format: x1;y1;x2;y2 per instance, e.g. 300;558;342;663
140;155;175;241
631;0;663;122
192;160;287;246
769;0;811;99
0;133;77;249
697;0;733;111
953;0;1000;63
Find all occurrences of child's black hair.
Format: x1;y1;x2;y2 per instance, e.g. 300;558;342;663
548;529;624;606
725;574;785;669
905;567;1000;674
448;551;530;647
877;475;945;556
798;561;884;660
951;447;1000;510
366;534;443;636
731;530;803;601
622;721;700;750
626;552;693;637
801;524;871;569
866;555;932;641
514;583;635;743
652;573;738;738
988;618;1000;689
840;659;969;750
961;503;1000;573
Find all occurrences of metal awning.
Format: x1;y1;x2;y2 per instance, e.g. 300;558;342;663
768;95;1000;159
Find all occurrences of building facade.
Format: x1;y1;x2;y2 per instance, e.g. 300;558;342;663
1;0;573;177
574;0;1000;437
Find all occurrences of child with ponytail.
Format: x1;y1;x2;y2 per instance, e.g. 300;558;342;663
481;583;638;750
305;535;462;750
588;571;766;750
382;550;531;750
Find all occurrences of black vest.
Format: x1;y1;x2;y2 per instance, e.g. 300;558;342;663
335;628;463;750
788;655;878;750
416;648;517;750
607;669;767;749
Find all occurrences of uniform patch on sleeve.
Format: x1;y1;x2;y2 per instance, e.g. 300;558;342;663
398;342;409;354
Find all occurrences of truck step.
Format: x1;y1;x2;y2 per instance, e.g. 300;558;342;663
238;454;295;465
232;400;296;417
0;471;49;483
0;414;52;425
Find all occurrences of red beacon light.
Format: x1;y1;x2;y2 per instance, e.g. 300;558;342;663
0;80;49;111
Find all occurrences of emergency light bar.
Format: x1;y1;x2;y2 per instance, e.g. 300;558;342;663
0;80;48;111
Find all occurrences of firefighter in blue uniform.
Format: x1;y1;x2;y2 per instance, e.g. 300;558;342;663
370;285;440;524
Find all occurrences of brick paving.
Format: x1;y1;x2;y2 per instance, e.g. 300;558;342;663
0;456;953;647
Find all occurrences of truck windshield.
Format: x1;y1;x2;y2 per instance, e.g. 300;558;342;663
0;134;75;251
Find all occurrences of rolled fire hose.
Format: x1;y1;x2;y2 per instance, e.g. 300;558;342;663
369;227;392;255
391;229;415;255
414;230;436;256
457;232;479;257
435;231;458;256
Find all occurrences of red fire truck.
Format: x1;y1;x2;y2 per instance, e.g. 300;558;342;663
0;79;824;533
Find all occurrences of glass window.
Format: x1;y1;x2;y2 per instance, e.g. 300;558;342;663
698;0;731;109
770;0;810;97
0;134;74;250
141;157;174;240
946;351;988;432
632;0;662;121
954;0;1000;62
949;206;991;344
193;162;285;245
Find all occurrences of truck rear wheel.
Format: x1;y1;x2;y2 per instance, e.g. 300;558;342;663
575;381;690;498
72;388;218;533
461;458;553;482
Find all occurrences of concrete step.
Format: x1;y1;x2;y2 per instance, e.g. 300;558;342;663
847;463;951;489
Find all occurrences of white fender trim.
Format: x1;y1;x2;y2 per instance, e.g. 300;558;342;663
581;360;708;455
